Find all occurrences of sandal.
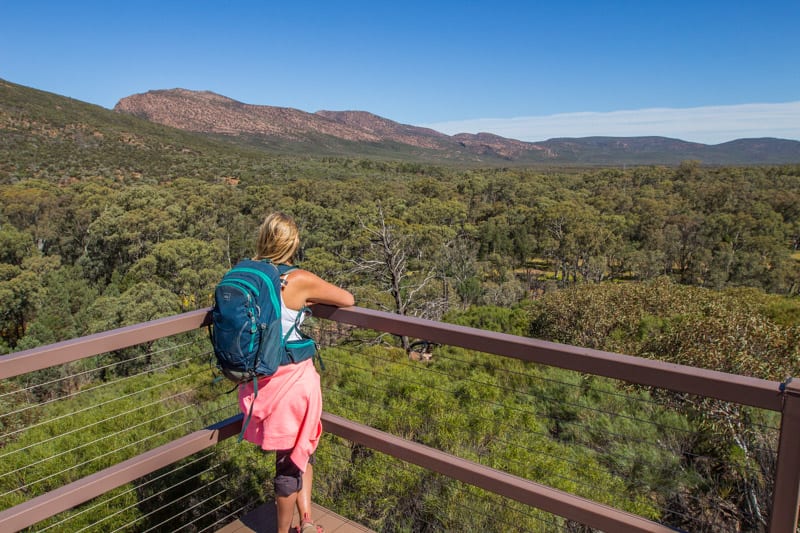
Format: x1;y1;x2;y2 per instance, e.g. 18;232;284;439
296;522;324;533
295;513;324;533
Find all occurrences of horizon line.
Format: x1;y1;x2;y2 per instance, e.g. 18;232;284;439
421;101;800;146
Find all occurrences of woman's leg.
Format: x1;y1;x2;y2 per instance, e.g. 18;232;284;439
276;492;298;532
295;462;314;525
274;451;303;532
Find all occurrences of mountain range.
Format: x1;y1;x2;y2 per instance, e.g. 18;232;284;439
1;77;799;167
113;88;800;166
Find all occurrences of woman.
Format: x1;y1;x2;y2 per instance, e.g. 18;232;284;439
238;212;354;533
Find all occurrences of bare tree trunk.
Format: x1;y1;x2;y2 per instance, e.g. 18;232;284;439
348;207;441;350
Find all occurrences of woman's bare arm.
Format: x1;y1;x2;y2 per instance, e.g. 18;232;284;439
281;269;354;310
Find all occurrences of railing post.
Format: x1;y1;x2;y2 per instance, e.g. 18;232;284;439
770;378;800;533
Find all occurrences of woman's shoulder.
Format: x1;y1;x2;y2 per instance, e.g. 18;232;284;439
283;267;315;282
282;268;325;294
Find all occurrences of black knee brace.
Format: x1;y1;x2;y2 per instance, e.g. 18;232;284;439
274;450;302;496
273;450;316;497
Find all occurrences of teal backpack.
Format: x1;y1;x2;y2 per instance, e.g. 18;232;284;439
209;259;318;438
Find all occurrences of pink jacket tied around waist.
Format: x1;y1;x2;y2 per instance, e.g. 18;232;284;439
237;358;322;472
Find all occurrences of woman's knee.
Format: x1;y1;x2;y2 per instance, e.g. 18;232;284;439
274;450;302;496
273;450;316;496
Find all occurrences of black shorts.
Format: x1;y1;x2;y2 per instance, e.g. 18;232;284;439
273;450;316;496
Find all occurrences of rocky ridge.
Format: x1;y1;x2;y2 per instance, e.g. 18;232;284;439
114;89;552;160
114;88;800;165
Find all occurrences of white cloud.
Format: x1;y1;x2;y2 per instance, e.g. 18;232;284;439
422;102;800;145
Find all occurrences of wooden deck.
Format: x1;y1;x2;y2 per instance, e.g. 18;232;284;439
217;501;375;533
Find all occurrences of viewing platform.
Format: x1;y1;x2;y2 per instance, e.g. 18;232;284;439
218;501;374;533
0;305;798;532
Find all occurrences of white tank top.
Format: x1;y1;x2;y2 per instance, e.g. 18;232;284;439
280;272;304;342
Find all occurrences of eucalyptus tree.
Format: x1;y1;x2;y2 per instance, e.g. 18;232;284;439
347;206;444;349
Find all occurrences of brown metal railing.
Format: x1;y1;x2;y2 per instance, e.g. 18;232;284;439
1;305;798;532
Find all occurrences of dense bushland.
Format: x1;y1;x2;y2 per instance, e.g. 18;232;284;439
2;165;799;531
2;80;799;531
2;163;799;353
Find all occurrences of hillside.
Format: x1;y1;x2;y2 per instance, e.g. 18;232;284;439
116;88;800;166
0;79;309;186
114;88;554;163
3;77;800;169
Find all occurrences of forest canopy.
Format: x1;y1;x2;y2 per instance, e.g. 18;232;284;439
1;160;799;356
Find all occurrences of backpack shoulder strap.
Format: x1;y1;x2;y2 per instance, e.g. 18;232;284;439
276;263;299;274
276;263;299;287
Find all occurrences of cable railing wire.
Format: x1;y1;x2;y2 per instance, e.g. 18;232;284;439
135;482;229;533
322;372;643;512
331;339;779;472
323;385;658;521
434;348;655;401
9;330;210;397
1;351;234;510
1;416;196;499
325;344;693;467
2;317;785;532
336;341;689;439
0;356;192;422
167;439;261;533
2;354;229;451
436;346;782;436
322;439;563;532
0;390;193;461
36;451;219;533
192;497;241;533
3;332;266;530
157;488;231;532
322;400;680;532
0;403;195;483
173;493;239;533
417;350;696;441
107;481;223;533
195;495;261;533
319;342;769;532
447;484;565;532
348;333;782;442
78;450;233;533
1;339;199;402
438;342;782;461
320;390;612;513
78;464;224;533
436;347;786;436
323;347;748;524
321;444;444;532
1;367;197;441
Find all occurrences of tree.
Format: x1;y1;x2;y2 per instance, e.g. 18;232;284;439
0;251;61;350
79;186;180;285
126;238;226;309
15;265;98;350
527;278;799;530
348;207;442;348
0;224;34;265
440;235;481;308
0;180;59;251
82;282;183;377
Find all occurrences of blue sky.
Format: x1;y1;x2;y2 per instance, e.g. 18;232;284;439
1;1;798;144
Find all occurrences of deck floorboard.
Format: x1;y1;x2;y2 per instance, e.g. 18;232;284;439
217;501;374;533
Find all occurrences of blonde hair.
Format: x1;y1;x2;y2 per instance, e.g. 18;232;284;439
253;212;300;264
